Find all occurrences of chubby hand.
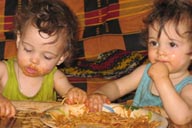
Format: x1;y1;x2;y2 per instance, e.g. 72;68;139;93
0;96;16;118
65;87;87;104
148;62;169;80
86;93;111;112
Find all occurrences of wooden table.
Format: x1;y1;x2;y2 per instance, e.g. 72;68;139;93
0;101;61;128
0;101;191;128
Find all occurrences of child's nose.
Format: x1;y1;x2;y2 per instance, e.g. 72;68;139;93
30;54;40;64
157;46;166;57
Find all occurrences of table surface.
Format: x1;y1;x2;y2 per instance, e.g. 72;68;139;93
0;101;191;128
0;101;61;128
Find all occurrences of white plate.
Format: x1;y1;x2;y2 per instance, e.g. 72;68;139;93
130;109;168;128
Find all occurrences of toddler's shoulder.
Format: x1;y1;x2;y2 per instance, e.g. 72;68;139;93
180;82;192;97
54;68;68;79
0;60;8;85
127;64;149;79
0;61;7;72
134;63;150;73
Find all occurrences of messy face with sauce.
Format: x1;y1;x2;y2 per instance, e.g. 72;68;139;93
16;22;68;77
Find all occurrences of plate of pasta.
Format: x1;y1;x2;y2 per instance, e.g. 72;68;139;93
40;103;168;128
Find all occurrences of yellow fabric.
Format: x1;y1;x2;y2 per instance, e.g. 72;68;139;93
2;58;57;101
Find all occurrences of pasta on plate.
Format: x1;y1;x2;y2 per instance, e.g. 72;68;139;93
40;103;168;128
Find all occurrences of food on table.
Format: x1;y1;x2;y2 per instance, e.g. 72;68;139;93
40;103;168;128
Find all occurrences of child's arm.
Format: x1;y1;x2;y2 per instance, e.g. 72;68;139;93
53;70;87;104
87;64;146;112
0;61;16;118
148;62;192;125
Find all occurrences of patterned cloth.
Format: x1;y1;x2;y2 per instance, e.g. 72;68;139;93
0;0;153;60
60;49;148;79
64;0;152;58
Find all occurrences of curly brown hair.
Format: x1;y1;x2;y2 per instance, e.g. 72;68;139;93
142;0;192;49
14;0;78;64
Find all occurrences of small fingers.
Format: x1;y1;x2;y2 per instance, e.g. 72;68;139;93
0;105;6;117
66;87;87;104
8;106;16;118
87;94;109;112
75;90;87;104
0;104;16;118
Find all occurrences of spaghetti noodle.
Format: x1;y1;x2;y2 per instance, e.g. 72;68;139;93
42;98;163;128
47;106;161;128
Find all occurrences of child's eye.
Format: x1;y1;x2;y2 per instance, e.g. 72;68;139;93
24;47;32;52
43;53;57;60
44;56;53;60
148;41;159;47
44;54;55;60
169;42;177;47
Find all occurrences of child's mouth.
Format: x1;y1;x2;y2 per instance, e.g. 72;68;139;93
25;67;38;74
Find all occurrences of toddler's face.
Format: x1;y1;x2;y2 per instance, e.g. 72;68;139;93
16;24;67;77
147;21;192;73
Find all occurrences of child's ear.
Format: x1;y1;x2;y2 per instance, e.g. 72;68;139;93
16;31;21;48
57;52;69;65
